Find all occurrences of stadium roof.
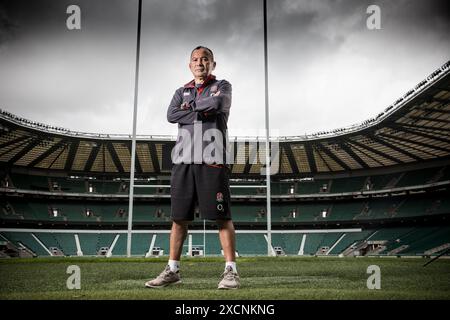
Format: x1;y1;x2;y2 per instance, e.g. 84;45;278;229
1;61;449;177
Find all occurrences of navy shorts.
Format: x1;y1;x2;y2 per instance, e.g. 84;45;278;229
170;164;232;221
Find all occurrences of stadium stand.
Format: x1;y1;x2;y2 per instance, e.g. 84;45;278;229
1;227;449;257
0;61;449;257
1;232;50;256
1;193;450;225
235;234;268;255
78;233;100;255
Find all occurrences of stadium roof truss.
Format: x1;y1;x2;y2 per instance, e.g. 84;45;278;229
1;61;449;177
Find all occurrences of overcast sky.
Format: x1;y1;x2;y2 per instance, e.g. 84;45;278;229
0;0;449;138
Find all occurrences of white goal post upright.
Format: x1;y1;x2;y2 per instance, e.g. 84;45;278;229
127;0;143;258
126;0;272;257
263;0;273;256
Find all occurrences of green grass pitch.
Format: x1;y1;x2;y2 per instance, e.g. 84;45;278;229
1;256;449;300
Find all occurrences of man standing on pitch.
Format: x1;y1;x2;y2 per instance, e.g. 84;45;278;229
145;46;239;289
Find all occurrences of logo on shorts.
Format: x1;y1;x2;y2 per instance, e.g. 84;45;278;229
216;192;224;213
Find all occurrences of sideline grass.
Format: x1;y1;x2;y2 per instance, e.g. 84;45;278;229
1;256;449;300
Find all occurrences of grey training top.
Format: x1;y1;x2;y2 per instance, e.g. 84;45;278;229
167;75;232;165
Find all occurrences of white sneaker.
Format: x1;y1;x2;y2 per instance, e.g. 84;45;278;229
145;265;182;288
218;266;240;289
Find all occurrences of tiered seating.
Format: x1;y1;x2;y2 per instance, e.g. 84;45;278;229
368;227;414;242
433;197;450;215
10;173;49;190
269;183;286;195
1;200;26;220
327;202;366;221
34;233;62;252
153;233;170;254
271;204;298;222
195;233;222;255
130;233;153;256
51;177;86;193
235;234;267;255
230;182;265;196
382;227;437;255
231;205;262;222
2;200;173;223
54;203;95;222
396;198;434;218
271;233;303;254
53;233;78;256
2;196;449;225
182;233;215;255
401;226;450;255
98;233;171;256
396;167;442;187
78;233;100;255
98;234;116;251
318;233;344;253
5;167;450;199
296;180;326;194
0;232;50;256
2;228;449;257
91;181;122;194
301;233;343;255
133;181;170;195
132;204;171;223
328;230;374;255
367;227;415;254
438;166;450;181
86;203;117;221
368;172;402;190
358;198;402;219
297;203;326;222
110;234;126;256
330;176;366;193
302;234;323;255
12;202;47;220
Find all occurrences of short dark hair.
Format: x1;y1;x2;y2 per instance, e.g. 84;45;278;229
191;46;214;61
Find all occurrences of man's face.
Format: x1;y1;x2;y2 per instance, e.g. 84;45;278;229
189;48;216;79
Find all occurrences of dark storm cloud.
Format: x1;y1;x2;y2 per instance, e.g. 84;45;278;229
140;0;264;62
0;2;18;49
1;0;139;41
137;0;267;136
262;0;450;136
0;0;266;135
0;0;448;136
0;0;141;133
143;0;261;37
268;0;450;56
